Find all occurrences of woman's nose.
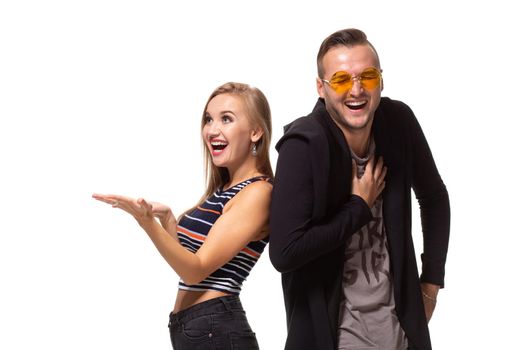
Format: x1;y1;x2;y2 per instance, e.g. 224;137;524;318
205;121;220;137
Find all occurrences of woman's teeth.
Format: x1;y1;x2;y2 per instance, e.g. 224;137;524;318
211;141;228;151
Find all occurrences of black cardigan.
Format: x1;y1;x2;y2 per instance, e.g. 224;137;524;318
269;98;450;350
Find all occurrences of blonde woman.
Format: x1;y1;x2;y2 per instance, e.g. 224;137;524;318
93;82;273;349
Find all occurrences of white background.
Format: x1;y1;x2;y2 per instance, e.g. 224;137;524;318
1;0;524;349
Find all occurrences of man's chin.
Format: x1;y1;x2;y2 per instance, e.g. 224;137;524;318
343;114;371;131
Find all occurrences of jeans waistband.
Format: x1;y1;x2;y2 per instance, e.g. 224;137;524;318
169;295;243;326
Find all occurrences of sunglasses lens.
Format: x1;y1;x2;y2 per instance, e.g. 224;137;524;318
360;68;381;90
329;71;353;94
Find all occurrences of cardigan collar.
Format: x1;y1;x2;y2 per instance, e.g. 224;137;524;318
312;97;384;160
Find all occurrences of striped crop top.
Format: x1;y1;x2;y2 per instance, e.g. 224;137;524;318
177;176;270;295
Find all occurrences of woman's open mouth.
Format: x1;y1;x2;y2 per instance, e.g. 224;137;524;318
210;140;228;156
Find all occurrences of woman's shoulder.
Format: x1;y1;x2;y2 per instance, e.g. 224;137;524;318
240;177;273;197
227;177;272;207
221;178;271;216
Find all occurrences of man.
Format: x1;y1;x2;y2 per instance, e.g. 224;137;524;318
269;28;450;350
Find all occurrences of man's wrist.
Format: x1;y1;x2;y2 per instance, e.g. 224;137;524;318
420;282;440;299
421;290;437;303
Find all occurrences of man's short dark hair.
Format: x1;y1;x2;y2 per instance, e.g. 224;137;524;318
316;28;380;78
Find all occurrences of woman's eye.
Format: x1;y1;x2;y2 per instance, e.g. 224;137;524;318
204;116;212;124
222;115;232;123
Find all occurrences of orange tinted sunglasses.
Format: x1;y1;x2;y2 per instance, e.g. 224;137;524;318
322;67;382;94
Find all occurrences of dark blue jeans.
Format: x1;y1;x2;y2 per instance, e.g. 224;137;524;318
168;295;259;350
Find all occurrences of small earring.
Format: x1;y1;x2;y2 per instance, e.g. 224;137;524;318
251;143;257;156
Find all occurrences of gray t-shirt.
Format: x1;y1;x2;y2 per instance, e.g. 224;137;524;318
337;141;408;350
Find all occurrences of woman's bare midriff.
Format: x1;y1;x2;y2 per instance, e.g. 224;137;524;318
173;289;231;313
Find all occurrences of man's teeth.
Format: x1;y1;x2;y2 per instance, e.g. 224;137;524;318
346;101;366;107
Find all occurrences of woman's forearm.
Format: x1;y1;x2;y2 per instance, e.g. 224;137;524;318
138;217;205;285
159;210;180;241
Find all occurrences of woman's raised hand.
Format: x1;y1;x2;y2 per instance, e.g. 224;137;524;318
92;193;155;224
93;193;178;237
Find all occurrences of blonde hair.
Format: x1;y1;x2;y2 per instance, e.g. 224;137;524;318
183;82;273;218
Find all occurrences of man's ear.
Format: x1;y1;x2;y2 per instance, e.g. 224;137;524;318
316;77;325;98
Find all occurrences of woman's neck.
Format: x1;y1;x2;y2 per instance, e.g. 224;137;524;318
225;161;261;189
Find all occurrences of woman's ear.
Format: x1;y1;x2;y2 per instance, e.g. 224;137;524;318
251;127;263;143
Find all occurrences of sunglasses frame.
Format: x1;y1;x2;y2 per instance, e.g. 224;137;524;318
322;67;382;94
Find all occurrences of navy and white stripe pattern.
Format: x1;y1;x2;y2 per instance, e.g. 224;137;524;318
177;176;269;295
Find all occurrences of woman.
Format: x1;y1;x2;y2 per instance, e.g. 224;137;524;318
93;82;273;349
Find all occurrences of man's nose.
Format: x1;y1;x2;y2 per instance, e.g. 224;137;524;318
349;78;363;97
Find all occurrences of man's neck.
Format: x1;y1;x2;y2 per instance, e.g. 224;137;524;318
344;128;372;158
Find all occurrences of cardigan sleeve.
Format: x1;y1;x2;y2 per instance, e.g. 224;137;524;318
407;108;451;288
269;136;372;273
